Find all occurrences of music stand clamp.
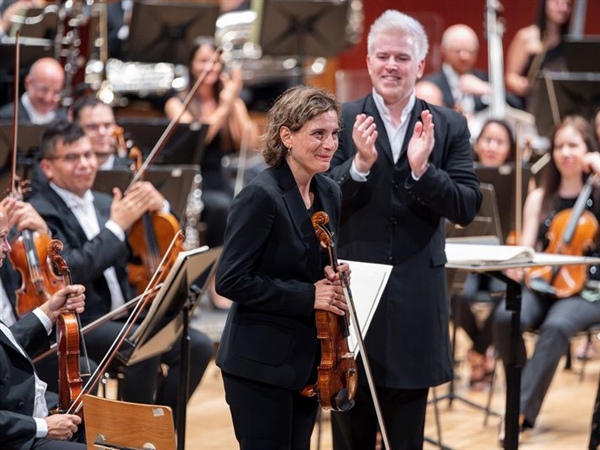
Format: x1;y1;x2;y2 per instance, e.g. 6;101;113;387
116;246;222;450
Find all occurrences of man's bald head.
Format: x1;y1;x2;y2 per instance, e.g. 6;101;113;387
441;24;479;75
24;57;65;115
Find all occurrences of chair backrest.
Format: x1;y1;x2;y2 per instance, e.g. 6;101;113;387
84;394;176;450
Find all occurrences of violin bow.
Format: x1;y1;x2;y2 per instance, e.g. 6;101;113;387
69;231;184;414
312;212;391;450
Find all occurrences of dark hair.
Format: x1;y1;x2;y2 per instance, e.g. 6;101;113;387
187;36;221;97
474;118;516;163
535;0;570;38
262;85;341;167
71;95;109;123
40;121;86;159
540;115;599;217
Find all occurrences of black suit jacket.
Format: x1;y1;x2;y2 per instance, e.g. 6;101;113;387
0;99;68;124
28;185;131;324
0;313;51;450
215;161;342;390
328;96;481;389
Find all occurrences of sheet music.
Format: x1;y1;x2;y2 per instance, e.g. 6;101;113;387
445;243;600;271
445;243;535;265
340;259;392;355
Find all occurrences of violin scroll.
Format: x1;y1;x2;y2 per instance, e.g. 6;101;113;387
311;211;332;248
48;239;68;274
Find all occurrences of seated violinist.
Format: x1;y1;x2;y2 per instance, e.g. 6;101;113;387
0;204;88;450
27;121;214;423
0;196;98;395
71;95;131;170
493;115;600;440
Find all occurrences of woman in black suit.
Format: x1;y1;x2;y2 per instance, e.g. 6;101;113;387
215;85;349;449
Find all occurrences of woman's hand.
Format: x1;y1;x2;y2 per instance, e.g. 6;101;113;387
504;268;525;283
324;263;351;287
583;152;600;177
314;278;348;316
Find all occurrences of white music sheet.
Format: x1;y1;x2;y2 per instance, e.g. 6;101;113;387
340;259;392;355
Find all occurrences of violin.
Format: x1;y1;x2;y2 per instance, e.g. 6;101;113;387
47;239;84;414
6;31;64;316
8;182;66;316
301;211;357;411
121;135;181;296
525;175;599;298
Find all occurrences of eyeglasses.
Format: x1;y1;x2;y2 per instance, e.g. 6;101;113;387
47;150;96;163
82;122;116;132
28;82;63;101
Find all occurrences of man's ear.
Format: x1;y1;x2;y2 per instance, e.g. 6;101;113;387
39;159;53;181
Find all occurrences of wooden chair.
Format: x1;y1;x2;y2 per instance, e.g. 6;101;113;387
83;394;176;450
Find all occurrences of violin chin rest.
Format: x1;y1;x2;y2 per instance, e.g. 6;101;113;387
333;389;355;412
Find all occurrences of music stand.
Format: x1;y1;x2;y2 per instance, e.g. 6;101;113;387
127;0;220;65
0;123;45;189
533;71;600;138
0;42;53;106
563;35;600;73
116;245;222;450
7;6;59;41
254;0;353;83
116;118;207;166
475;164;532;243
144;166;199;219
92;165;199;219
92;169;132;195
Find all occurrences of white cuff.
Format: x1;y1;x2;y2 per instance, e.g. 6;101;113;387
105;220;126;242
350;160;369;182
34;417;48;438
33;308;53;335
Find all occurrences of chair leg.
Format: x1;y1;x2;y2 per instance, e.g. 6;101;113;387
565;342;573;370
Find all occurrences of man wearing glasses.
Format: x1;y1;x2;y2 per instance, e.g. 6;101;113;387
0;57;67;124
71;95;131;170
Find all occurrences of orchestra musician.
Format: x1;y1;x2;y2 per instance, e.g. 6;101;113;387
424;24;521;117
492;115;600;440
0;204;88;450
71;95;131;170
164;36;259;309
0;195;98;395
215;85;349;449
453;118;515;389
0;57;67;125
26;121;213;423
504;0;572;111
414;80;444;107
328;10;481;449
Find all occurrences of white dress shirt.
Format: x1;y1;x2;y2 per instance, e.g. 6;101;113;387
21;93;57;125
